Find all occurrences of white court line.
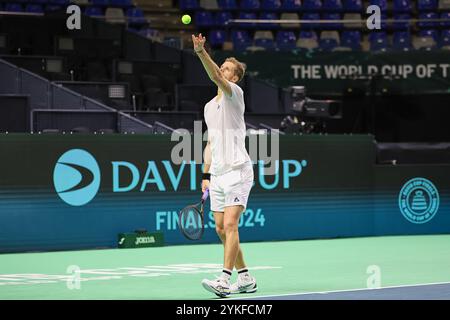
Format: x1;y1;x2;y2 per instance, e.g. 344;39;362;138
225;280;450;300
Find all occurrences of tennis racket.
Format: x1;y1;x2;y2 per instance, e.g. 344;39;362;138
177;188;209;240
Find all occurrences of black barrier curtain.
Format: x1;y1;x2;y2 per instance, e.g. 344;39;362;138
214;51;450;96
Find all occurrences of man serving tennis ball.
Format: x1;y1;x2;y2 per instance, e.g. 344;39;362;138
192;33;257;297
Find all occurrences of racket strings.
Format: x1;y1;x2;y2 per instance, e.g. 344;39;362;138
178;206;204;240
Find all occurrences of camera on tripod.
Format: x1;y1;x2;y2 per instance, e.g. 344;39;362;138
290;86;342;119
281;86;343;134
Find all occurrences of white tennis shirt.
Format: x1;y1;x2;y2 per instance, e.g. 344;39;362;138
204;81;251;176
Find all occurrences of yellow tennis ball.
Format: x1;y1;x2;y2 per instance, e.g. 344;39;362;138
182;14;191;25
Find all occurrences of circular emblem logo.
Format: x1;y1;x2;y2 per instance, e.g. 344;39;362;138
53;149;101;206
398;178;439;224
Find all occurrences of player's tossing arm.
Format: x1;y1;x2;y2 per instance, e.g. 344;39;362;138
192;34;232;98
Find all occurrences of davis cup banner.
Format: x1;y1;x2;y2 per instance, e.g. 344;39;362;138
0;134;449;252
215;51;450;95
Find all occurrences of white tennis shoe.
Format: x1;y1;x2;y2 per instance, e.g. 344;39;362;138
230;274;258;294
201;276;231;297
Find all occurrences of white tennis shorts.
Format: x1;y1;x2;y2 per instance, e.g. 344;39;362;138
209;162;254;212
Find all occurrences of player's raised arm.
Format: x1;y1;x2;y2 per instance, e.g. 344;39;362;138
192;34;232;97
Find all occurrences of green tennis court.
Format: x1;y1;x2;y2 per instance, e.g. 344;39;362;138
1;234;449;300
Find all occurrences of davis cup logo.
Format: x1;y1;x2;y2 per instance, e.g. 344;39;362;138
398;178;439;224
53;149;101;206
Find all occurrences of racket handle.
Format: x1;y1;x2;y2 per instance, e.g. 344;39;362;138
202;188;209;201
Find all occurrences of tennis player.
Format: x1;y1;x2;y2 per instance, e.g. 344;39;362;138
192;33;257;297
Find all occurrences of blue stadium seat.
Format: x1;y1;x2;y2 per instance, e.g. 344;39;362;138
5;3;23;12
240;0;261;10
393;14;411;30
231;30;252;51
261;0;281;10
417;0;438;11
196;11;215;27
237;12;257;28
126;7;146;25
45;4;63;11
319;33;339;51
393;31;412;50
368;32;388;43
25;4;44;12
276;31;297;50
393;0;412;13
319;39;338;51
441;12;450;27
215;12;233;26
259;12;279;29
254;31;276;49
23;3;43;12
254;38;276;50
323;0;342;12
343;0;362;12
440;29;450;47
302;0;322;12
44;4;62;12
322;13;342;29
369;32;389;51
369;0;387;11
85;6;104;16
218;0;238;9
180;0;199;10
209;29;227;47
297;31;319;49
49;0;70;4
419;29;439;42
302;13;321;29
280;0;301;11
299;30;318;39
418;12;439;28
340;30;361;50
109;0;133;7
91;0;109;6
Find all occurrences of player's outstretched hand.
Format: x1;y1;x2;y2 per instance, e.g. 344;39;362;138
192;33;206;53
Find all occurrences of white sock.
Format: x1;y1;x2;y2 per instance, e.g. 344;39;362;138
237;268;250;279
221;268;232;281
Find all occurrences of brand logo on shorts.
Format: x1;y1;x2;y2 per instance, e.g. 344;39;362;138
398;177;439;224
234;197;239;202
53;149;101;206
